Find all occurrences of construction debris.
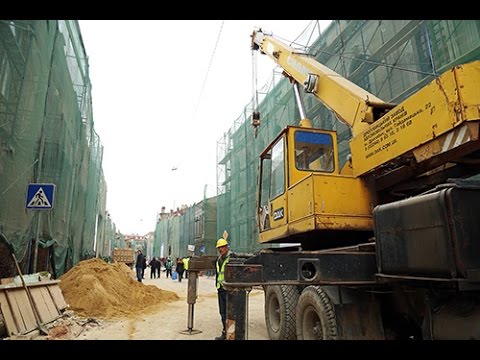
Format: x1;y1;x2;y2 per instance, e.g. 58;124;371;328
3;310;103;340
0;278;68;337
44;312;101;340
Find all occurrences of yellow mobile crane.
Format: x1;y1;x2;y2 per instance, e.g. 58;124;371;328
224;28;480;340
252;28;480;245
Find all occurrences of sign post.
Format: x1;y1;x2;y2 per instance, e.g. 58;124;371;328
26;183;56;273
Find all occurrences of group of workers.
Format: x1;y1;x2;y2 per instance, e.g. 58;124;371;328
135;252;190;282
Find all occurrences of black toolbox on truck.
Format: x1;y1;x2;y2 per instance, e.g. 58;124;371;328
374;183;480;282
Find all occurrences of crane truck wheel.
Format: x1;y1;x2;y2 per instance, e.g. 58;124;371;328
264;285;300;340
296;286;337;340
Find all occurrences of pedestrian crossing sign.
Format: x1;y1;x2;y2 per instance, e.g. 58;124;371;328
26;183;55;210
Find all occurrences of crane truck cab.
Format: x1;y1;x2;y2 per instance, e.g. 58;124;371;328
257;125;375;247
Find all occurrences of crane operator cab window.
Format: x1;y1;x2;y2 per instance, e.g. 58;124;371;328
294;131;334;172
258;137;285;232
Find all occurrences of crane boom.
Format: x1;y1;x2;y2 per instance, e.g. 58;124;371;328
252;28;480;184
251;29;395;137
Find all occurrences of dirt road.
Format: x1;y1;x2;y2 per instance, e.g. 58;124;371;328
76;268;269;340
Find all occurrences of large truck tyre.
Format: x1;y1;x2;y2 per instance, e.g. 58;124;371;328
296;286;338;340
264;285;300;340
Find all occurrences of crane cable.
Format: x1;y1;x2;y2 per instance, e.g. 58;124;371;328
251;21;317;133
252;45;259;114
251;48;261;136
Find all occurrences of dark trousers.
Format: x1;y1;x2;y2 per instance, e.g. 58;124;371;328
136;267;143;282
166;268;172;278
177;270;184;282
217;287;227;333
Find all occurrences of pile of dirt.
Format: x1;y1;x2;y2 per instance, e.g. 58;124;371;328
59;258;179;319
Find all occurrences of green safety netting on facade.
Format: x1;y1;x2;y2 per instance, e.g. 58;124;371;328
0;20;115;278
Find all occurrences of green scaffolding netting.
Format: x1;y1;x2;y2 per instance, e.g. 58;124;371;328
153;196;218;259
0;20;115;278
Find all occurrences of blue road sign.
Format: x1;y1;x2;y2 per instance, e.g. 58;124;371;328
26;183;56;210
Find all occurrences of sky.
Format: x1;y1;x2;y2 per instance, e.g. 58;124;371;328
78;20;332;235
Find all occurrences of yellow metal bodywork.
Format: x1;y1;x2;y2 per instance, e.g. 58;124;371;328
252;30;393;137
259;172;375;244
258;126;376;244
266;192;288;239
350;61;480;177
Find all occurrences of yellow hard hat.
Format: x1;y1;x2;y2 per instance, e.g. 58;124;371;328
216;238;228;248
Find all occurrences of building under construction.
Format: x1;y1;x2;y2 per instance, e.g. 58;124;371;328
153;198;217;259
215;20;480;254
0;21;115;278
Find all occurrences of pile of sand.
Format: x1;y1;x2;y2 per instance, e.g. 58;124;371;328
59;258;179;319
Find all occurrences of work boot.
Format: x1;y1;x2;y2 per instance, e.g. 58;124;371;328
215;331;226;340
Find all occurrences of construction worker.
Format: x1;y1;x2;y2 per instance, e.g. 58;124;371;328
135;250;144;282
183;256;190;279
214;238;234;340
165;256;173;278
